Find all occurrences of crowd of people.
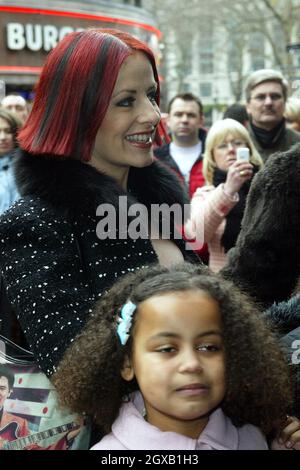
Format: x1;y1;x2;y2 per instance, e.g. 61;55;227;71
0;28;300;451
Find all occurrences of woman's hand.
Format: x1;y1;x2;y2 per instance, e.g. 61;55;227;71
223;161;253;196
271;416;300;450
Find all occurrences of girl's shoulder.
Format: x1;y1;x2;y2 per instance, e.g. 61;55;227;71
203;408;268;450
236;422;268;450
90;434;126;451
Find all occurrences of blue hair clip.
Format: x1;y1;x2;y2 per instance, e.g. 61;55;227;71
117;300;137;346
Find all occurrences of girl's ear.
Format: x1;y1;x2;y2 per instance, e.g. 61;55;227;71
120;355;135;381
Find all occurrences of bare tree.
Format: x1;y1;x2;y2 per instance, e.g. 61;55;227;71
145;0;214;98
210;0;300;78
144;0;300;102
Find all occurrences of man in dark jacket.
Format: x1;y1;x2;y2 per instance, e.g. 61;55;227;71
245;69;300;161
154;93;207;198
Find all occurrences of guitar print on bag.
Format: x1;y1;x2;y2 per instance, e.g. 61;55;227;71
0;336;91;450
0;420;80;450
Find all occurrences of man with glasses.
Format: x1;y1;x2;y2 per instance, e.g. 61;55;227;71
245;69;300;161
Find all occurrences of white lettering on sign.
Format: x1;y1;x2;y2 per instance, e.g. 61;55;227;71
7;23;25;50
43;25;59;51
6;23;84;52
26;24;42;51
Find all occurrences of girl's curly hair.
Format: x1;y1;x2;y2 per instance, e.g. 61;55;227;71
53;262;294;435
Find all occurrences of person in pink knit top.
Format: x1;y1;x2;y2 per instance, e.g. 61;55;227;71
53;263;300;450
187;119;263;272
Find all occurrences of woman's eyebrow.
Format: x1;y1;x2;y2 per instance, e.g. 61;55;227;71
112;89;137;98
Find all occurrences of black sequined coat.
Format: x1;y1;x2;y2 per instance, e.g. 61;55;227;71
0;150;197;375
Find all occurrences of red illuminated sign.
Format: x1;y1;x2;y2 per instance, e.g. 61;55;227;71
0;5;162;38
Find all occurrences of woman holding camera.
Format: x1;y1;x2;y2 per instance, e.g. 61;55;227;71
186;118;263;272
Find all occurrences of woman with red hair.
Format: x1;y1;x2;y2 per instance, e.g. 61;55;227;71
0;29;197;376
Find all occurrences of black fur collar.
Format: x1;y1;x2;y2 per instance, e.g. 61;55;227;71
14;150;189;218
264;294;300;334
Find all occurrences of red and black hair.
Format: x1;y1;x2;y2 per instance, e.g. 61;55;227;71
19;29;165;161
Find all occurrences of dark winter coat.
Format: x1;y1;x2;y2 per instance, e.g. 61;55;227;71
221;143;300;308
0;150;198;376
249;120;300;162
264;294;300;417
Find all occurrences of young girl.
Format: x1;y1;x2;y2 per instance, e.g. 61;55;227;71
53;263;300;450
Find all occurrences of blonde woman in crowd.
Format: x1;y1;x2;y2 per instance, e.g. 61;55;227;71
285;97;300;132
186;118;263;272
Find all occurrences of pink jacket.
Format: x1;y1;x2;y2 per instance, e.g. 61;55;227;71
91;393;268;450
188;184;239;272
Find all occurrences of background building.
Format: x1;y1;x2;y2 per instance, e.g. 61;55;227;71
2;0;300;124
144;0;300;125
0;0;161;100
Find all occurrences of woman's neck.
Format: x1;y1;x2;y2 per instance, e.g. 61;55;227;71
88;155;129;190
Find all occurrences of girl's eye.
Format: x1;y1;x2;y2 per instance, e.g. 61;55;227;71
116;97;135;107
148;92;158;105
197;344;220;352
156;346;176;353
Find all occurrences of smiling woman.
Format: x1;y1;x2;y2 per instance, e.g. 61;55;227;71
92;51;161;188
0;28;198;378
